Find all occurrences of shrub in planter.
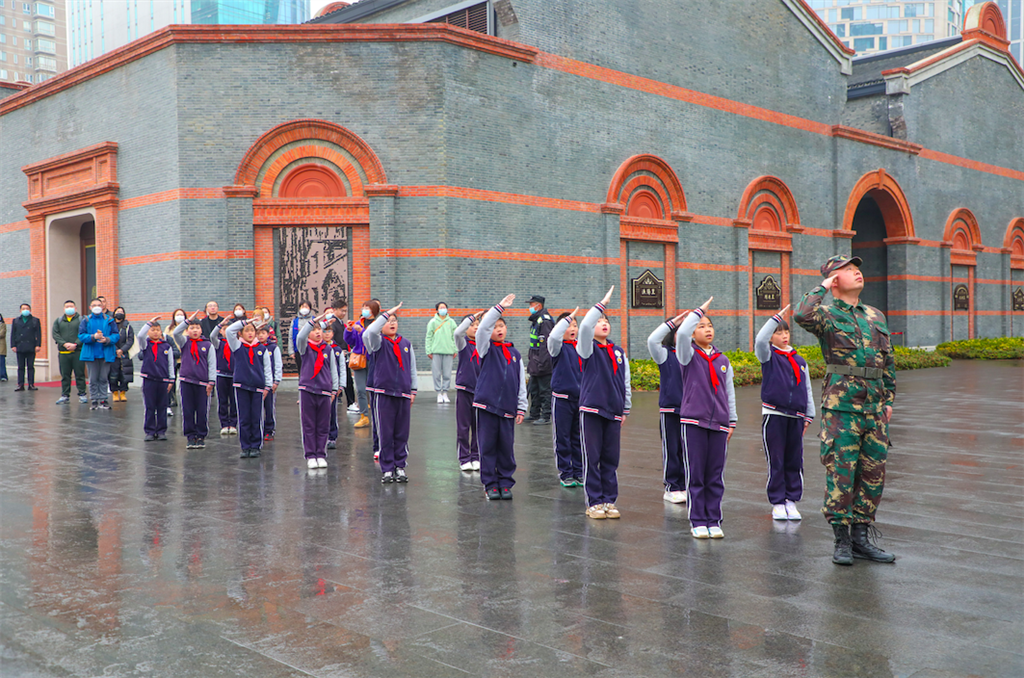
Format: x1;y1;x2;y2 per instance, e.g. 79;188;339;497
935;337;1024;360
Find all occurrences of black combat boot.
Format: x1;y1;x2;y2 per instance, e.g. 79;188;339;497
832;524;853;566
851;523;896;563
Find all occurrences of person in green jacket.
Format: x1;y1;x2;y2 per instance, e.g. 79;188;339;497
53;300;87;404
425;302;458;404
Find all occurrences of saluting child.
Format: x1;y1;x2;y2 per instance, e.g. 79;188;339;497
216;316;273;459
296;314;341;470
548;309;584;488
577;287;632;520
257;324;282;442
647;311;689;504
324;324;346;450
756;305;814;521
473;294;527;500
676;297;737;539
211;306;238;436
453;311;483;472
363;302;417;483
172;310;217;449
138;317;176;442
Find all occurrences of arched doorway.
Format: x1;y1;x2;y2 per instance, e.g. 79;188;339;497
943;208;983;340
842;169;916;338
1006;218;1024;337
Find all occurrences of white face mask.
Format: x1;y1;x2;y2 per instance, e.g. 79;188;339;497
175;314;186;323
91;306;103;315
65;307;76;316
299;308;310;317
234;309;245;318
325;311;334;319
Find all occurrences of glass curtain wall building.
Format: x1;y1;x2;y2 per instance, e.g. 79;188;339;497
191;1;308;25
995;0;1022;63
806;0;967;54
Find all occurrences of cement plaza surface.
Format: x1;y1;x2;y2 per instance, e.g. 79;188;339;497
0;360;1021;678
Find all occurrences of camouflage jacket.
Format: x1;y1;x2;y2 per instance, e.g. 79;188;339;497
794;285;895;414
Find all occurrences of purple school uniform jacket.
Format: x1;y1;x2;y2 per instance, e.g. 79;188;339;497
647;320;684;414
675;308;737;432
137;323;176;383
172;323;217;385
576;303;632;421
295;320;341;395
755;313;815;421
547;317;583;401
453;314;481;393
473;304;528;418
362;312;418;399
224;320;273;392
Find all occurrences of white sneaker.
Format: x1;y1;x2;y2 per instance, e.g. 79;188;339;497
709;526;724;539
785;501;802;521
663;490;687;504
167;408;174;417
347;403;360;413
317;458;327;469
471;460;480;471
772;504;789;521
442;392;450;403
691;526;710;539
374;451;380;461
437;393;445;403
229;427;238;435
220;427;230;436
460;462;474;471
307;458;319;469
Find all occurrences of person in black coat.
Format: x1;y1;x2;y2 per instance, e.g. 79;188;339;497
108;306;136;402
11;303;42;391
525;295;555;424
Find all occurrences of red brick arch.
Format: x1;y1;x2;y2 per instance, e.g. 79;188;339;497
257;144;364;197
841;169;915;240
963;2;1006;40
736;175;801;228
234;119;387;193
1005;217;1024;269
943;208;983;251
606;154;687;217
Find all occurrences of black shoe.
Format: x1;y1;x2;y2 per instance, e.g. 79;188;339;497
186;438;195;449
500;487;513;500
395;468;408;483
14;386;25;392
485;488;501;500
523;415;538;422
327;440;337;450
381;472;395;484
832;524;854;566
240;449;250;458
573;477;584;486
197;438;206;448
264;433;274;441
851;524;896;563
98;401;111;410
27;385;38;391
157;434;168;441
144;435;157;442
90;401;98;410
532;418;550;426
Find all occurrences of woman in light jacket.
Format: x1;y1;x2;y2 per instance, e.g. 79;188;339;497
424;302;457;404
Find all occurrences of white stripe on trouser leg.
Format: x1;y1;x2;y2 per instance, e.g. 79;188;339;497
551;396;558;472
716;430;729;528
762;414;773;499
580;411;594;508
257;390;265;449
682;423;692;525
373;394;383;460
661;413;669;491
233;389;241;449
298;391;306;458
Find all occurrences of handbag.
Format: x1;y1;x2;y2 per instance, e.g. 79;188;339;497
348;352;367;370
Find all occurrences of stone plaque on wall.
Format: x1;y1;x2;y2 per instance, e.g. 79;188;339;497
631;270;664;308
756;275;782;310
1013;286;1024;312
953;284;970;311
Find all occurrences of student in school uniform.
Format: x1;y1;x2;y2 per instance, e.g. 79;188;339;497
363;302;417;483
172;311;217;449
137;317;176;442
323;324;346;449
647;311;690;504
577;287;632;520
453;311;484;472
756;305;814;521
257;324;282;442
295;314;341;469
675;297;737;539
548;309;584;488
473;294;527;500
216;316;273;459
210;309;238;436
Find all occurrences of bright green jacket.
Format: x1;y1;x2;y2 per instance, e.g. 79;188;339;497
424;315;457;355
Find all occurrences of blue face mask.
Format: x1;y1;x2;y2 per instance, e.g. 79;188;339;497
65;307;76;316
361;308;371;319
438;308;448;317
21;309;31;317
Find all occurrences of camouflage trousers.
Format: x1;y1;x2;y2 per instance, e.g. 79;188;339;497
818;409;889;525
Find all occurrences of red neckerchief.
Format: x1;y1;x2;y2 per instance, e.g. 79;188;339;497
773;348;801;385
188;337;200;363
241;341;258;365
306;341;325;377
151;340;163;363
491;340;513;364
467;339;479;365
564;339;582;372
384;335;404;369
597;341;618;374
693;346;722;391
222;341;232;367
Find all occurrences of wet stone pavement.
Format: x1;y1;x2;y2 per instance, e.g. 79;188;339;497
0;359;1021;678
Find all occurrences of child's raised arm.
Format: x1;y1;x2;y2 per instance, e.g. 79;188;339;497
754;304;790;363
362;303;400;354
577;287;613;359
295;318;314;355
647;311;687;365
225;319;245;351
137;316;160;352
547;307;578;358
675;297;712;366
476;295;514;359
453;311;480;351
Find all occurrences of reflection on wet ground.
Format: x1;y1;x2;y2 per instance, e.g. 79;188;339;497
1;360;1021;677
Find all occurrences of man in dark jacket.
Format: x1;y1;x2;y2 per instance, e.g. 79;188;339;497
526;295;554;424
200;301;222;340
11;302;42;391
53;300;87;403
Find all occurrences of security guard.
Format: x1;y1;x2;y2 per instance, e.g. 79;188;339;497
794;254;897;566
526;294;554;424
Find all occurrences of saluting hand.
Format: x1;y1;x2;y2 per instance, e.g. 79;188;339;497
670;310;690;325
386;302;403;316
780;304;791;316
499;294;515;308
699;297;713;313
600;286;614;306
821;274;838;293
190;310;202;320
568;306;579;320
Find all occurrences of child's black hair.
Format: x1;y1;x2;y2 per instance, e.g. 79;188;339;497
662;321;679;347
556;311;574;323
435;301;448;311
774;318;790;332
494;317;506;327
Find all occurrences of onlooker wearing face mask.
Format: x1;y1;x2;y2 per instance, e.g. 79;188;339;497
78;298;119;409
53;300;87;404
425;302;457;404
11;303;42;391
0;313;8;382
165;309;186;413
108;306;135;402
344;300;379;429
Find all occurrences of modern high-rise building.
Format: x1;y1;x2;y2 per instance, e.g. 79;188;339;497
0;0;67;85
68;0;309;68
807;0;968;54
995;0;1023;63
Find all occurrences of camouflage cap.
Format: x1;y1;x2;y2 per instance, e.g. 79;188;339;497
820;254;863;277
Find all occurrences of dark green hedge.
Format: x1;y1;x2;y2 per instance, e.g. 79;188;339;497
935;337;1024;360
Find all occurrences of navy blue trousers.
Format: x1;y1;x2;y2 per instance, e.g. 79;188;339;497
375;393;410;474
455;389;479;464
682;423;728;528
263;390;276;436
581;411;620;507
762;413;804;504
216;375;237;428
180;381;209;440
661;411;685;492
552;396;582;480
234;387;264;451
328;393;339;441
299;390;330;459
477;409;515;491
142;378;169;437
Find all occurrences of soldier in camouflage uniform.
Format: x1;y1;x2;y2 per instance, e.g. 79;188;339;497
794;254;897;566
